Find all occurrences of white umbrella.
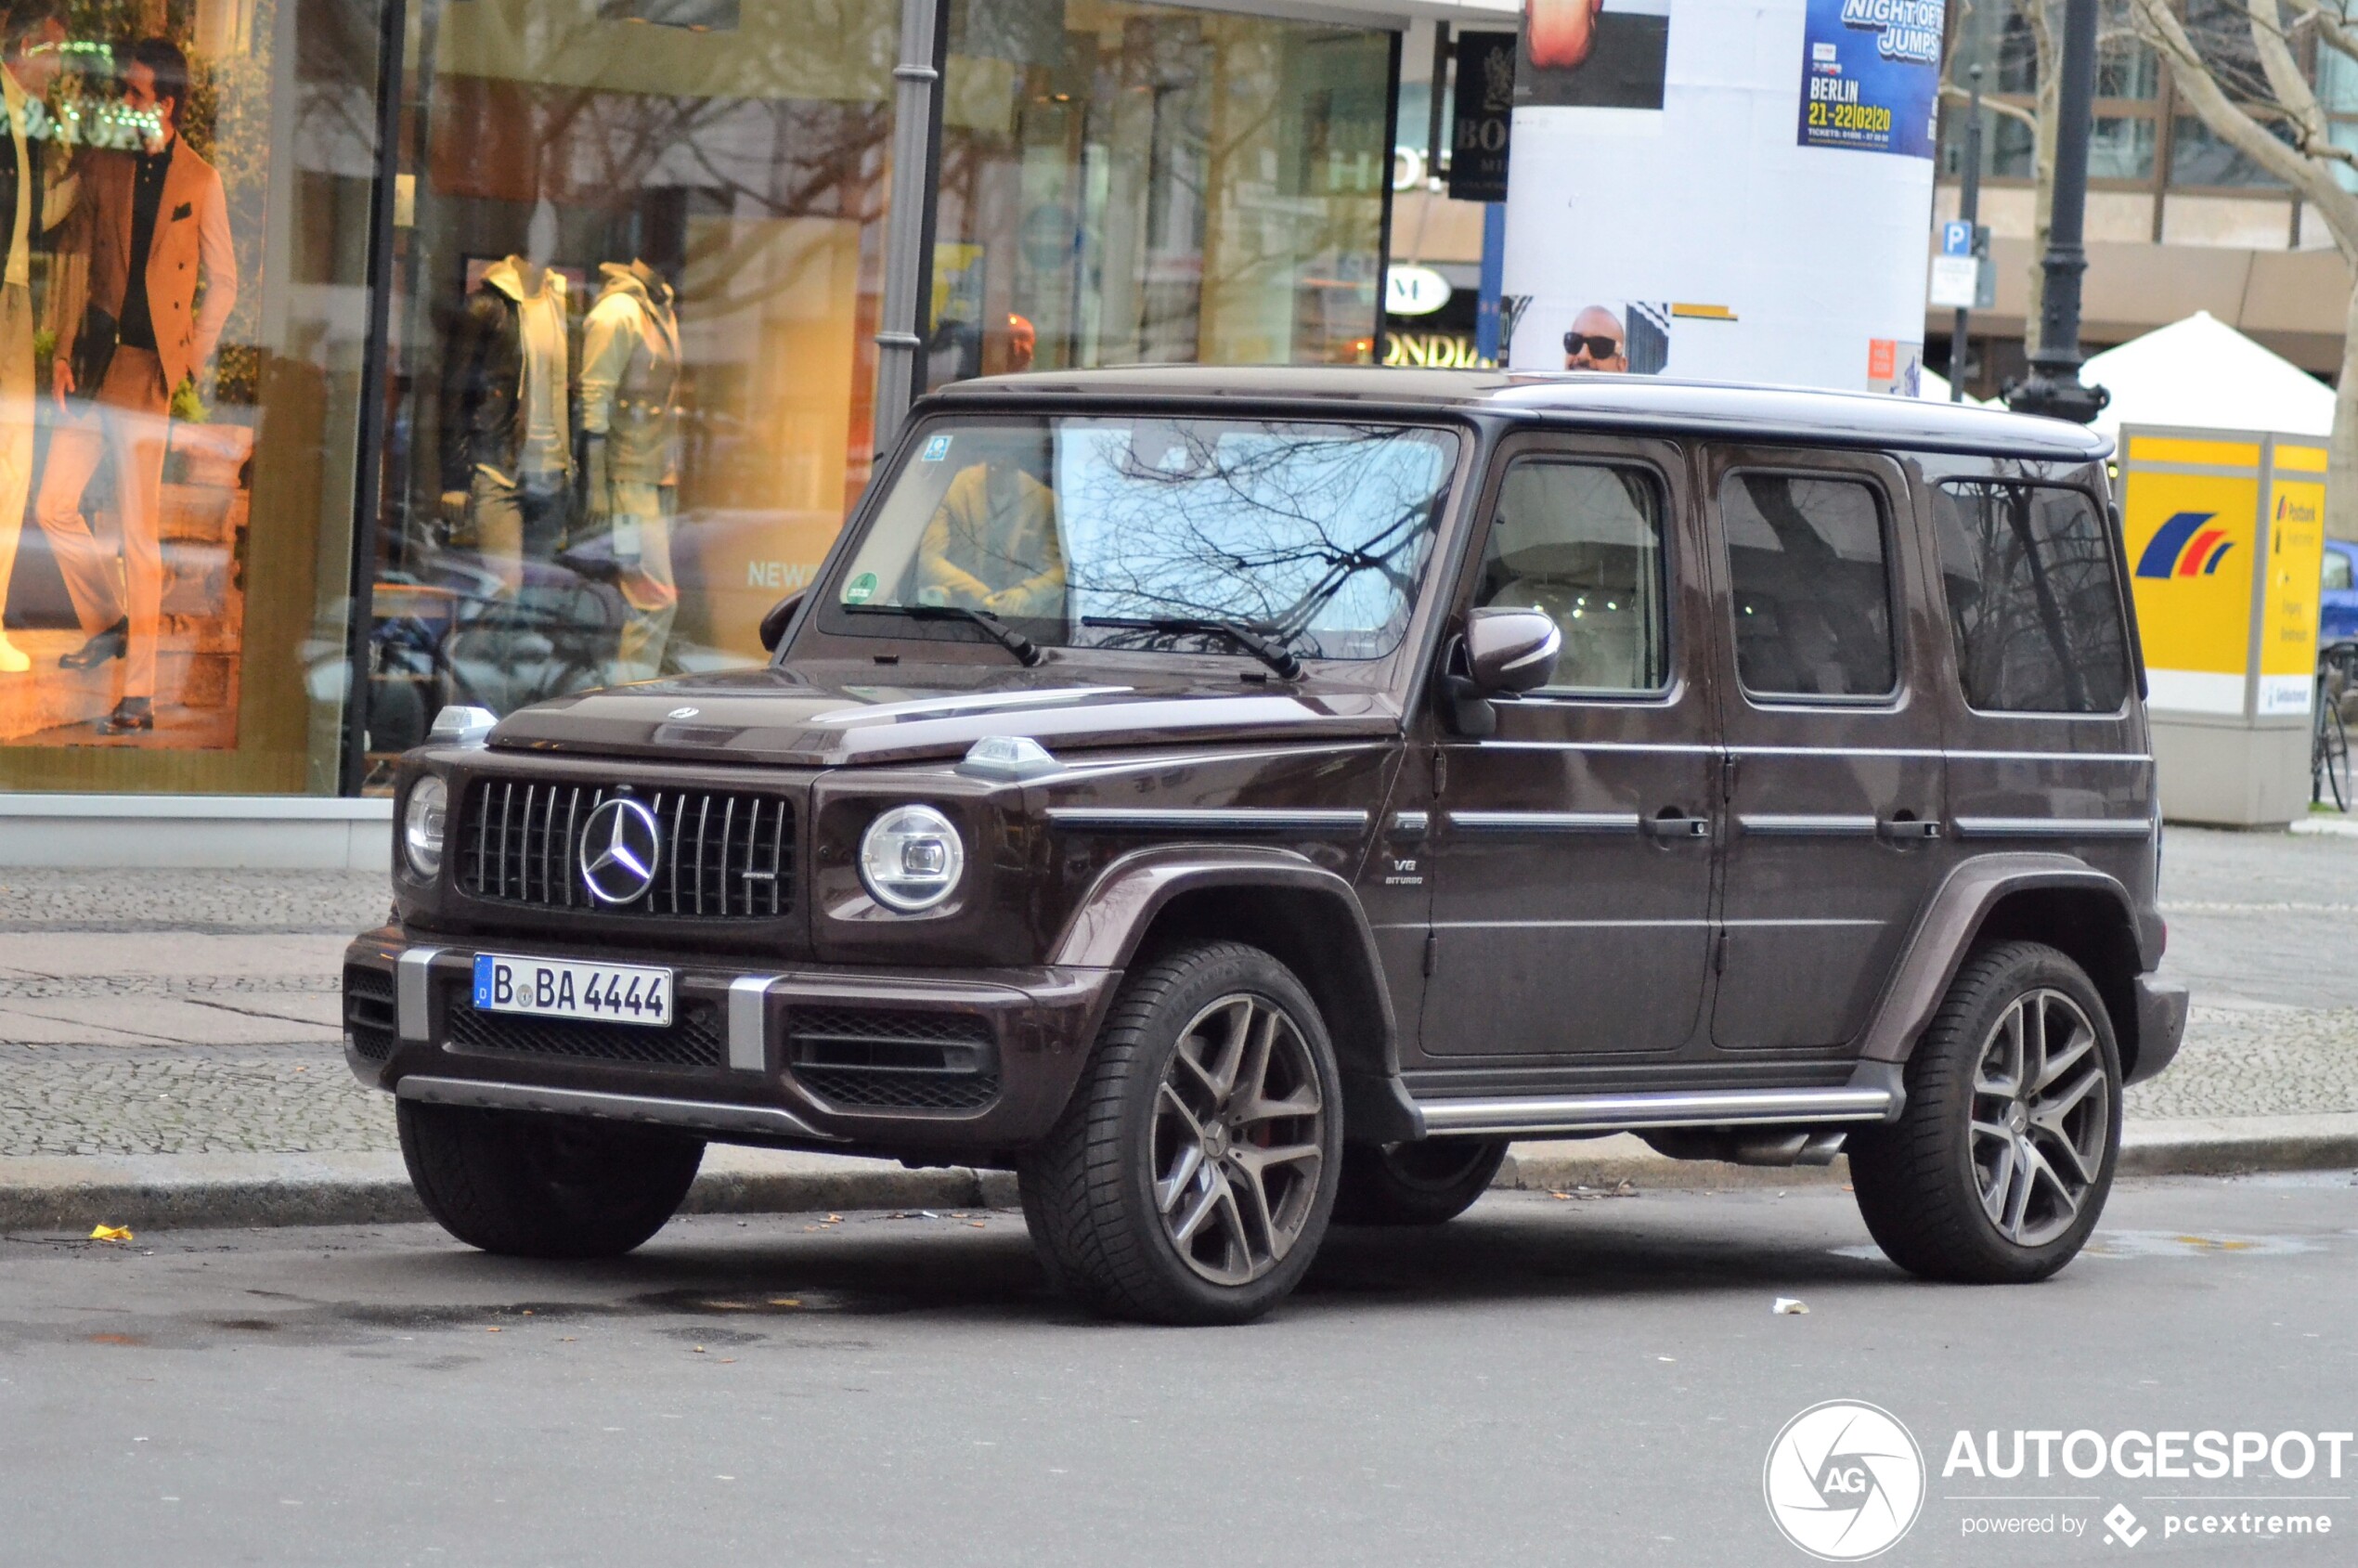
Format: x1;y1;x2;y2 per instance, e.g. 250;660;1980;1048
2081;310;2335;438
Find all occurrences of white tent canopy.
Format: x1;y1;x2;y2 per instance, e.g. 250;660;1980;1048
2081;310;2335;438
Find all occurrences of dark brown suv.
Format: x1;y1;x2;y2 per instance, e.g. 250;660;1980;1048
346;368;2187;1324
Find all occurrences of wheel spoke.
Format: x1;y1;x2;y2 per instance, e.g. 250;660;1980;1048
1979;1137;2017;1227
2020;1138;2080;1226
1156;1141;1205;1215
1232;1004;1277;1116
2023;996;2051;1092
2031;1121;2102;1186
2029;1066;2104;1133
1169;1173;1224;1248
1210;1174;1253;1277
2002;1138;2037;1239
2034;1021;2096;1094
1976;1003;2025;1097
1970;1119;2014;1147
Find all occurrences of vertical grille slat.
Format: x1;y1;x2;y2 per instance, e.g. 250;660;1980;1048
458;779;795;922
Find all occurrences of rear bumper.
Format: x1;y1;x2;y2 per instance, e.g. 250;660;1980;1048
341;927;1120;1157
2128;973;2189;1085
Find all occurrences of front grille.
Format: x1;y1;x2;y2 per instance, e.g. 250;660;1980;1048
344;965;396;1062
786;1007;1000;1113
460;780;794;919
446;996;727;1070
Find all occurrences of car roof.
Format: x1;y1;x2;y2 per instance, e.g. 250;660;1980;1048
927;366;2113;463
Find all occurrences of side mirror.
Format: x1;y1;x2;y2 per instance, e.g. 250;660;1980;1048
758;590;807;654
1464;606;1561;694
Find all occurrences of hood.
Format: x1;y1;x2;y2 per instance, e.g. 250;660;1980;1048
484;663;1403;769
481;255;565;305
594;260;673;314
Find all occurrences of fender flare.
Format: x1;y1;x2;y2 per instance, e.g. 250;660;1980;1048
1857;852;2147;1068
1049;844;1422;1142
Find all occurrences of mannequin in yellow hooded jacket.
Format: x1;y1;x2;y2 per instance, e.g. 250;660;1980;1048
577;259;680;682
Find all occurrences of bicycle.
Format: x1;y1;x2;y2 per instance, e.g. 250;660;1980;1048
2313;641;2358;810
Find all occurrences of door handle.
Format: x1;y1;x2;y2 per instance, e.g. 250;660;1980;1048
1644;810;1712;841
1878;816;1944;841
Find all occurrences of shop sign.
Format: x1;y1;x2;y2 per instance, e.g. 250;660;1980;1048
1382;331;1489;369
1385;266;1453;317
1448;32;1515;201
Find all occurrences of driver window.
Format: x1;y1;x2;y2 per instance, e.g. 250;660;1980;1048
1475;460;1669;693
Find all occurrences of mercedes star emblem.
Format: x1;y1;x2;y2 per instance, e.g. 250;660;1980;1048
579;796;663;905
667;706;700;719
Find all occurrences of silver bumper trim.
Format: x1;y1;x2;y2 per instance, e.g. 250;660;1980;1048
728;976;778;1072
395;1075;842;1142
1414;1083;1897;1136
395;947;445;1042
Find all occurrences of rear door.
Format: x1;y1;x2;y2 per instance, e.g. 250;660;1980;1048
1702;447;1948;1052
1419;434;1718;1060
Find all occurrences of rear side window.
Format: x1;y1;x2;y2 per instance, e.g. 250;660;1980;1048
1476;460;1668;693
2326;549;2353;593
1720;473;1897;698
1933;481;2131;714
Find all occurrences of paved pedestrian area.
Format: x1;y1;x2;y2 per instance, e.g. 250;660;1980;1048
0;829;2354;1158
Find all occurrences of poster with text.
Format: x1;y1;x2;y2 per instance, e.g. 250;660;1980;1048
1502;0;1937;395
1795;0;1941;159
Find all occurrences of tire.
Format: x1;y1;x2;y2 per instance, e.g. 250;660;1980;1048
397;1099;705;1259
1017;941;1343;1326
1330;1138;1509;1226
1847;941;2121;1285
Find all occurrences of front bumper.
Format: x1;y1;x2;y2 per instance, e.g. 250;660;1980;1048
342;927;1120;1157
2127;972;2189;1085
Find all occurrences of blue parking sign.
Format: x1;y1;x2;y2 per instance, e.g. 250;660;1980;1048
1941;220;1974;257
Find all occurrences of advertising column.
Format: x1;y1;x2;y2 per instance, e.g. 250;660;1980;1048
1503;0;1940;390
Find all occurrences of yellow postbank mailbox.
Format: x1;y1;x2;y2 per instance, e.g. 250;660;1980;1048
2118;426;2326;825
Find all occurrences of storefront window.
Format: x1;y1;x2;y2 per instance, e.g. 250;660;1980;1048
363;0;900;783
0;0;382;792
927;0;1391;383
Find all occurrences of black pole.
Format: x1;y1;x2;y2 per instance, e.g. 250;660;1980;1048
1427;19;1449;182
1950;68;1982;402
340;0;411;796
2004;0;2109;421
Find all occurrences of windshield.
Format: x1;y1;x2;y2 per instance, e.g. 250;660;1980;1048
821;417;1462;662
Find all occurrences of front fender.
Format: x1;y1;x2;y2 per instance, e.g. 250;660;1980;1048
1049;844;1421;1142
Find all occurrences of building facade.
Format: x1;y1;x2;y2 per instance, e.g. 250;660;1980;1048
1930;0;2355;392
0;0;1498;859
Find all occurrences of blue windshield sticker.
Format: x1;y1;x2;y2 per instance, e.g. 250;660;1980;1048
921;434;953;462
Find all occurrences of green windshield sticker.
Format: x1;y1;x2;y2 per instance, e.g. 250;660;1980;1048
845;571;879;604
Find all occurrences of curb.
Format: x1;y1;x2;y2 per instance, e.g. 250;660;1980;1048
0;1149;1020;1236
6;1115;2352;1236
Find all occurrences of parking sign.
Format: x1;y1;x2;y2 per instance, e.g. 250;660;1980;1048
1940;220;1973;257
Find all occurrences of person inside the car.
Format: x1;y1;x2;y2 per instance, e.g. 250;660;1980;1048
913;443;1068;620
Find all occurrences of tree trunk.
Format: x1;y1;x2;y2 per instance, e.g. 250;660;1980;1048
2332;275;2358;543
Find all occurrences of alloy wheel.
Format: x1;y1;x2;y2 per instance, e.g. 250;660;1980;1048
1151;992;1327;1286
1969;988;2111;1248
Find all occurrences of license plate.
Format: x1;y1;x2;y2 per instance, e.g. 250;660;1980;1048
471;953;674;1028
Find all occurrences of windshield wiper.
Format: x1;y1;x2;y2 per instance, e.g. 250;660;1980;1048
1082;616;1303;680
845;603;1042;667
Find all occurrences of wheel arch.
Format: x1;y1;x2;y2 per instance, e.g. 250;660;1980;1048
1048;846;1421;1142
1859;853;2156;1081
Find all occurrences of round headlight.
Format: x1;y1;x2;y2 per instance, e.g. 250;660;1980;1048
403;775;448;877
858;804;965;913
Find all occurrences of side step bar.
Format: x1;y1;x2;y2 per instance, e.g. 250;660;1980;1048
396;1075;844;1143
1413;1069;1902;1138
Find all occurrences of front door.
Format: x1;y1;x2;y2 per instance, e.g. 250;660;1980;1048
1702;447;1947;1052
1419;436;1717;1060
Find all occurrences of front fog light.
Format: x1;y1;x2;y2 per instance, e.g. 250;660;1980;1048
859;804;965;913
403;775;448;877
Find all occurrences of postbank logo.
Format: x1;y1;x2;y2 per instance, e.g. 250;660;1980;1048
2277;492;2319;525
2134;511;2236;579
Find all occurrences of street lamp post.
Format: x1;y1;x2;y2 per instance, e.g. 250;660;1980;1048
2003;0;2110;422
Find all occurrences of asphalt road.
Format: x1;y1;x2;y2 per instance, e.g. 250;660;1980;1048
4;1177;2354;1567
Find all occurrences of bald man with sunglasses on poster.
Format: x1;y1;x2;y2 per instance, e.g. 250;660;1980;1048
38;38;235;735
1563;305;1628;372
